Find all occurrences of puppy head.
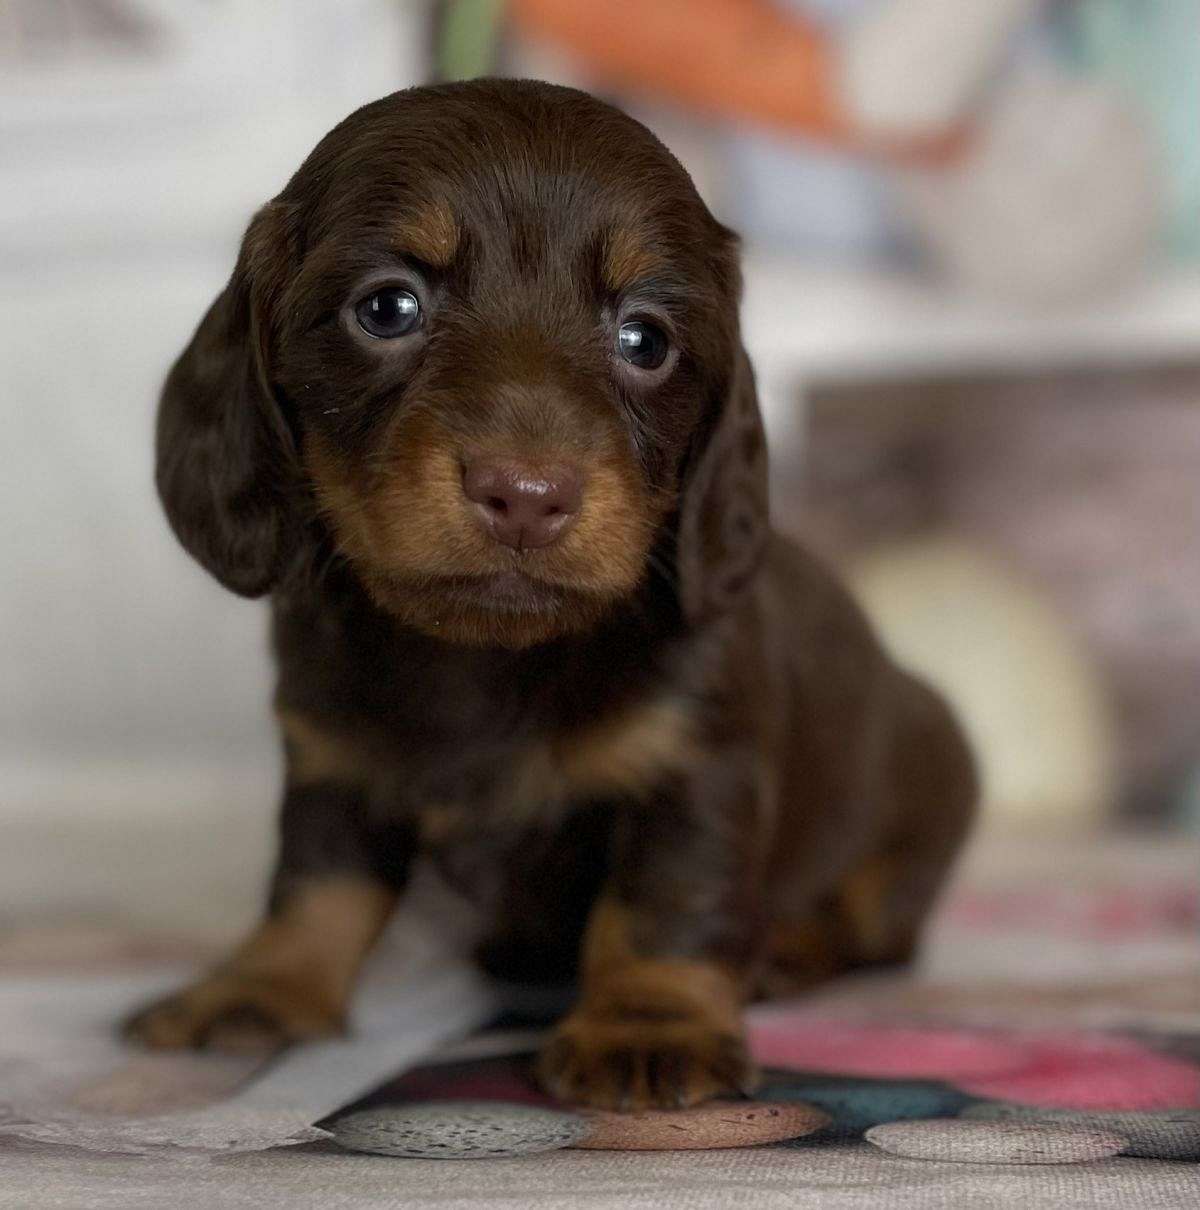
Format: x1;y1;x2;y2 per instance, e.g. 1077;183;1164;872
157;80;768;646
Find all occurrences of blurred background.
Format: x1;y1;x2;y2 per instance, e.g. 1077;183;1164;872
3;0;1199;941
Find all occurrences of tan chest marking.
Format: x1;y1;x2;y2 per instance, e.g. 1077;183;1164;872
505;697;698;821
280;695;696;829
279;709;376;787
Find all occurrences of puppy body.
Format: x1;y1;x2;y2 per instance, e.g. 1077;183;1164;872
128;80;976;1108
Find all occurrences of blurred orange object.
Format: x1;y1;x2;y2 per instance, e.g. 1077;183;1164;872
511;0;970;165
511;0;849;141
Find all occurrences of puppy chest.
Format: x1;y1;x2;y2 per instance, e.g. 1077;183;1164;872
280;694;698;834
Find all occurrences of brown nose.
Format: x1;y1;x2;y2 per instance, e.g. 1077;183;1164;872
462;459;583;550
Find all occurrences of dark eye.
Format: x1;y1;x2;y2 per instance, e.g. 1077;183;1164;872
617;320;669;370
355;287;421;338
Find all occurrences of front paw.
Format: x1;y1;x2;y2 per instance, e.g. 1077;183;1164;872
122;972;345;1053
538;1010;757;1110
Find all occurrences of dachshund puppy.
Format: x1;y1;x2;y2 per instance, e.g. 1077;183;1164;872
126;79;976;1109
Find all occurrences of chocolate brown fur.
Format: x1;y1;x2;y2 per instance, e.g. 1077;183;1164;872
127;80;977;1108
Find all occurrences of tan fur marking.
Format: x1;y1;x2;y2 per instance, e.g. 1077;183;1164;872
279;709;372;786
557;696;697;796
307;431;654;596
395;201;459;267
580;898;744;1025
124;878;397;1050
538;897;753;1109
759;855;918;997
509;697;696;819
419;802;469;845
837;855;893;961
602;228;664;292
230;879;396;997
305;422;662;648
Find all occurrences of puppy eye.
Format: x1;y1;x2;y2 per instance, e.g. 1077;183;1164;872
617;321;669;370
355;288;421;339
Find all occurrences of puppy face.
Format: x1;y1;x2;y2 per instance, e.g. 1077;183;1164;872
157;82;765;646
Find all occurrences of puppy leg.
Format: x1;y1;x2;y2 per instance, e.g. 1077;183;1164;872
124;779;412;1051
538;766;764;1109
764;673;977;993
475;808;611;987
123;873;395;1051
760;856;926;998
837;672;978;970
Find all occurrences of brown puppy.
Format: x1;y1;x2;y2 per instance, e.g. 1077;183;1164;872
126;79;976;1110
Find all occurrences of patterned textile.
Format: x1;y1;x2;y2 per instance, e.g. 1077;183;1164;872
1;835;1197;1207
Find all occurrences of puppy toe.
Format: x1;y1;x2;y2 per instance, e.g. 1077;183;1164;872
538;1012;757;1110
122;974;343;1053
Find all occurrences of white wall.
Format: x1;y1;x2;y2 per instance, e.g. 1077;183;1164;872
1;1;433;929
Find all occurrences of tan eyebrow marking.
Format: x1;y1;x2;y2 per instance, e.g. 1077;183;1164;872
395;201;459;267
602;228;665;292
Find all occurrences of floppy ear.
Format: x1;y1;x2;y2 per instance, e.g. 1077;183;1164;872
676;344;771;623
155;202;301;597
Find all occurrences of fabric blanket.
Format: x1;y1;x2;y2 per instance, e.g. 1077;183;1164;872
1;833;1197;1208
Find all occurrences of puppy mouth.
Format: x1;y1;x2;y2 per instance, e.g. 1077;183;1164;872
361;563;625;645
427;569;568;615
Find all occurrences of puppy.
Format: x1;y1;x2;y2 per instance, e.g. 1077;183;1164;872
126;79;976;1110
